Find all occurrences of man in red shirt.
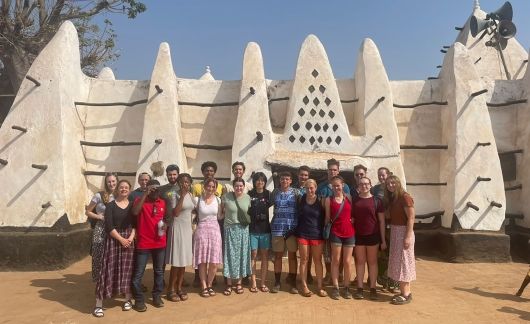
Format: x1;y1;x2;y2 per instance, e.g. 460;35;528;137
131;180;167;312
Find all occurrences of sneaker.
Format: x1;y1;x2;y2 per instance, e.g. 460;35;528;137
92;307;104;317
122;300;133;311
270;283;281;293
369;288;378;300
289;285;299;294
153;296;164;308
330;286;340;300
133;302;147;312
353;288;364;300
343;287;352;299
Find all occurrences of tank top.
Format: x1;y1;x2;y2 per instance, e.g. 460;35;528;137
197;196;219;222
330;196;354;238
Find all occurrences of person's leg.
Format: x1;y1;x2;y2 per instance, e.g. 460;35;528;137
367;245;379;289
176;267;187;299
298;243;310;294
166;266;179;301
516;269;530;296
251;249;258;289
199;263;208;291
132;250;149;309
259;248;269;291
400;281;411;297
311;243;325;295
355;246;367;289
207;263;218;288
152;248;166;307
286;236;298;293
342;246;353;298
330;243;342;299
271;236;284;292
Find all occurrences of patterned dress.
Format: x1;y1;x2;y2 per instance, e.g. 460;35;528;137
193;196;223;268
89;192;114;282
222;193;252;279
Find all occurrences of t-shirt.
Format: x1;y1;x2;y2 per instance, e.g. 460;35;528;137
248;190;272;234
316;181;351;198
133;197;166;250
329;196;354;238
197;196;220;222
351;196;384;236
224;182;253;194
296;195;324;240
128;188;145;202
192;182;223;197
389;193;414;226
159;183;180;222
371;184;385;201
222;192;251;226
104;200;133;233
270;188;299;237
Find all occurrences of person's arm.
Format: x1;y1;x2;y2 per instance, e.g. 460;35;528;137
217;197;225;220
324;197;331;224
403;206;415;250
378;211;387;250
85;195;103;221
173;192;187;217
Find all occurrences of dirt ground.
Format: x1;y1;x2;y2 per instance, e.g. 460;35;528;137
0;256;529;324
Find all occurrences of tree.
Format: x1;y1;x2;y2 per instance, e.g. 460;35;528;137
0;0;146;93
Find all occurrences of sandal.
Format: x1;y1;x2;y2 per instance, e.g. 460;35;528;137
259;285;269;293
200;288;210;298
301;289;313;297
177;290;189;301
249;286;258;293
166;291;180;302
122;300;133;311
317;289;328;297
207;287;216;297
223;286;232;296
235;285;244;294
391;294;412;305
92;307;104;318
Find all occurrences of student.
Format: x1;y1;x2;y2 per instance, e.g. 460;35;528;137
159;164;180;224
317;159;350;283
371;167;391;200
352;164;367;199
129;172;152;202
325;176;354;300
165;173;195;302
384;175;416;305
352;177;386;300
192;161;223;197
193;178;223;298
86;173;117;282
248;172;272;293
93;180;135;317
131;180;167;312
223;161;253;194
296;179;326;297
270;171;300;294
221;178;252;295
297;165;313;284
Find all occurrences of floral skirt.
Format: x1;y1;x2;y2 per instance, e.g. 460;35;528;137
388;225;416;282
223;224;252;279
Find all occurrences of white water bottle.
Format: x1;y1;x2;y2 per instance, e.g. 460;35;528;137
157;219;165;237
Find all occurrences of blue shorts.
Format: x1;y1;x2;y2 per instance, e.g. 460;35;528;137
250;233;271;250
328;231;355;247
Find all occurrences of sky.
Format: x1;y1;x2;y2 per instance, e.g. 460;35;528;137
97;0;530;81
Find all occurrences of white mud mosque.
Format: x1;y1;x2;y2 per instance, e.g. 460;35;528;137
0;1;529;268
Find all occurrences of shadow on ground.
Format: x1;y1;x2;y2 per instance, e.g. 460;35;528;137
453;286;530;303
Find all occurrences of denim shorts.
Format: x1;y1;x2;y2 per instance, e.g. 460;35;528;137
328;231;355;247
250;233;271;250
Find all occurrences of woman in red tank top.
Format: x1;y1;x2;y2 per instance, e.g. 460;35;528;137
324;176;355;300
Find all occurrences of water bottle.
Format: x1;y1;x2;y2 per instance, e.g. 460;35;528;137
157;219;165;237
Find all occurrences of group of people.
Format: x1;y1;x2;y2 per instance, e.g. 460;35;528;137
85;158;417;317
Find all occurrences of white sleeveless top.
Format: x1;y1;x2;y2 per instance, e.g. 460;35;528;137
197;196;219;222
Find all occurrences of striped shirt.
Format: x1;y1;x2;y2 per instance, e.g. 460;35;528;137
270;188;299;237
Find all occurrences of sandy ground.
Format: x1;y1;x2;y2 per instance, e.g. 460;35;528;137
0;256;529;324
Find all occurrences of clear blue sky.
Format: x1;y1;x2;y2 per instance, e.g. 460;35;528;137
99;0;530;81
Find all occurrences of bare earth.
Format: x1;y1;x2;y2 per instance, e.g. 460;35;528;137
0;256;529;324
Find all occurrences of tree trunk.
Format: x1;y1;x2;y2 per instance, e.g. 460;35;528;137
2;49;34;92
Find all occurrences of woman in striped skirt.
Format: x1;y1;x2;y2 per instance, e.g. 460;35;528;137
93;179;136;317
383;175;416;305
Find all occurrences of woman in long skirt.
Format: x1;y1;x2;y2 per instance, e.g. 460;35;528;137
221;177;252;295
86;173;117;282
166;173;195;302
93;180;135;317
193;178;223;298
383;175;416;305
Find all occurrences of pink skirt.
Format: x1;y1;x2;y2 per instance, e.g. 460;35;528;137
388;225;416;282
193;219;222;268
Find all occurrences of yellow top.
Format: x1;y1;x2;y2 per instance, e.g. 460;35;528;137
192;182;223;197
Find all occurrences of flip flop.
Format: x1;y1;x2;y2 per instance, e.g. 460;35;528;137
223;286;232;296
259;285;269;293
249;286;258;293
177;290;189;301
235;285;244;294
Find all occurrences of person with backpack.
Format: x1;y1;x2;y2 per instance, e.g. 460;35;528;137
352;176;386;300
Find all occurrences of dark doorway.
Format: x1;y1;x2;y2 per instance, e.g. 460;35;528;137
270;164;355;190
